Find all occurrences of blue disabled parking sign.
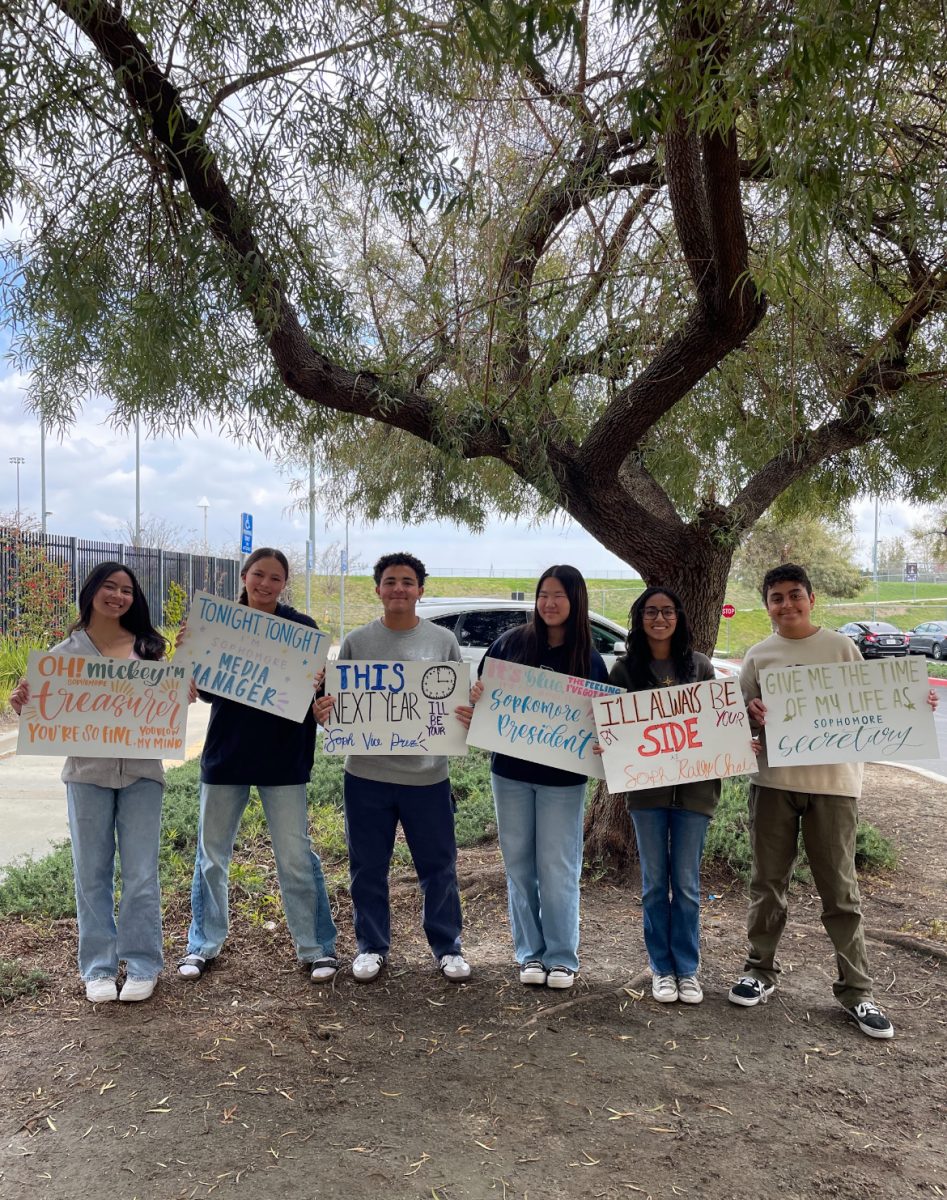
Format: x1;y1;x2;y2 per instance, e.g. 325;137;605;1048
241;512;253;554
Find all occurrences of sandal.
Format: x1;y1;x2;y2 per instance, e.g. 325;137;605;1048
177;953;212;979
307;956;339;983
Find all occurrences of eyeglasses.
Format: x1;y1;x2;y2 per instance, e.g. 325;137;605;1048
642;606;678;620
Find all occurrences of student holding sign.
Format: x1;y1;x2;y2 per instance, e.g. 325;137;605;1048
314;552;471;984
470;566;609;990
10;563;173;1004
604;588;719;1005
731;563;907;1039
179;548;338;985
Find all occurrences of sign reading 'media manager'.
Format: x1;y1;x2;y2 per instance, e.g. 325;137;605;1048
179;591;330;722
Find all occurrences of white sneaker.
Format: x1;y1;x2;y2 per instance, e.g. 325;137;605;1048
439;953;472;982
85;977;118;1003
120;977;156;1003
352;952;385;982
546;966;576;989
519;960;548;986
677;975;704;1004
652;973;678;1003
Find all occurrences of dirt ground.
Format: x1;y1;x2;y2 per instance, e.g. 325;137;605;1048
1;765;945;1200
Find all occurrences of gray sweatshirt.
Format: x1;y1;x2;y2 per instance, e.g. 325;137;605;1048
337;618;462;787
51;629;165;789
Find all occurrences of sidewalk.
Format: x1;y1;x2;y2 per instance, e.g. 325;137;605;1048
0;702;211;872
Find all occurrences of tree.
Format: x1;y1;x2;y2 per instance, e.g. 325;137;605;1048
108;514;195;551
732;516;864;599
4;2;947;656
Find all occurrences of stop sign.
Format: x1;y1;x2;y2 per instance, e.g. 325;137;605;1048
721;604;736;619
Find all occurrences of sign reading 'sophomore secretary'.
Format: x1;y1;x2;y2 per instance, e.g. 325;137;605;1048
592;678;756;794
466;657;621;779
322;661;470;755
16;652;189;759
179;591;330;723
759;655;938;766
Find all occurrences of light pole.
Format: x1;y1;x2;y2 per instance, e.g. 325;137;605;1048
40;421;47;536
9;457;24;526
197;496;210;553
306;448;315;615
135;419;141;545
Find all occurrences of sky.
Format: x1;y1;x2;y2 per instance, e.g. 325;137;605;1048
0;352;925;578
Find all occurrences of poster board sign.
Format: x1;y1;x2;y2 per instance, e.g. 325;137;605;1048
466;657;622;779
592;678;756;794
16;651;189;759
179;591;329;723
322;660;470;755
759;655;938;765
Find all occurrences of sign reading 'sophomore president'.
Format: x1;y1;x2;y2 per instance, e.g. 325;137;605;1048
592;677;756;794
321;660;470;755
179;590;330;722
16;651;190;758
759;655;938;766
466;656;621;779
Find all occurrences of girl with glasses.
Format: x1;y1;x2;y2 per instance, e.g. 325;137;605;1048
607;585;719;1004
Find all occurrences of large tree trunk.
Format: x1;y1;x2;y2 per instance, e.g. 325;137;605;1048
584;525;735;867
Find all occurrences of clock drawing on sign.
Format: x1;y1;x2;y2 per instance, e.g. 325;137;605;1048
421;665;457;700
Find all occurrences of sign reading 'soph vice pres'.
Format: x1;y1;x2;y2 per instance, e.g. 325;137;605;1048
17;652;190;759
592;678;756;795
322;660;470;755
759;655;938;765
179;591;330;722
466;657;622;780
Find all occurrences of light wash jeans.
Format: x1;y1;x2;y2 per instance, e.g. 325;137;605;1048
630;807;710;978
491;774;586;972
66;779;164;981
187;783;336;963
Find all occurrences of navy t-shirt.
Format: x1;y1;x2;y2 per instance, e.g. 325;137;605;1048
478;626;609;788
200;603;319;787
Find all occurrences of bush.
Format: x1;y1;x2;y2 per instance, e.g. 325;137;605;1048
0;959;47;1003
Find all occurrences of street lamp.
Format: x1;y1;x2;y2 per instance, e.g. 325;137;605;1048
197;496;210;553
9;457;25;526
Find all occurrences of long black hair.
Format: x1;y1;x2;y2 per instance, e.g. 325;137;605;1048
238;547;290;605
510;565;593;679
622;585;695;690
70;562;167;661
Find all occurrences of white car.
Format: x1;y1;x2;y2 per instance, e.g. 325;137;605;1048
416;597;740;679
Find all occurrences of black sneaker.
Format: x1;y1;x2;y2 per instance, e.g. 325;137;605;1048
847;1000;894;1039
728;975;775;1006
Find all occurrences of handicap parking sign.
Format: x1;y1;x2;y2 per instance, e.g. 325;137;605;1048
241;512;253;554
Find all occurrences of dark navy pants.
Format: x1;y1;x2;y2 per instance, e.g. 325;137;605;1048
343;772;463;959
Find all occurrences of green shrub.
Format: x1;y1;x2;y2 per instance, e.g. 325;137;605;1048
0;959;48;1003
0;845;77;918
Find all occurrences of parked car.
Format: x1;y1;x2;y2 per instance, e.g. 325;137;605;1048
836;621;909;658
417;597;741;678
907;620;947;660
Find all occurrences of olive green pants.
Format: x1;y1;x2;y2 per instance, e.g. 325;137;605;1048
744;785;873;1009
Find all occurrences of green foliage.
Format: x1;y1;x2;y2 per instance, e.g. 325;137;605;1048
0;634;45;692
731;515;864;599
0;959;47;1003
0;844;77;919
164;580;187;629
0;533;72;642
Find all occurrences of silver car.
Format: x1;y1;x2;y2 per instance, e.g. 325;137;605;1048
416;597;740;678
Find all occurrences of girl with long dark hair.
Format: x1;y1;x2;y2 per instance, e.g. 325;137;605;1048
178;547;337;984
10;563;171;1003
608;586;719;1004
468;565;608;990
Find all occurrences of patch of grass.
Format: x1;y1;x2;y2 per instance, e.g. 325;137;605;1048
0;844;77;918
0;958;47;1003
854;821;897;871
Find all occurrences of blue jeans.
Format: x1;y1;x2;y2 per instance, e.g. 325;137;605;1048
491;774;586;973
66;779;164;981
188;783;336;962
343;773;462;959
630;807;710;977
